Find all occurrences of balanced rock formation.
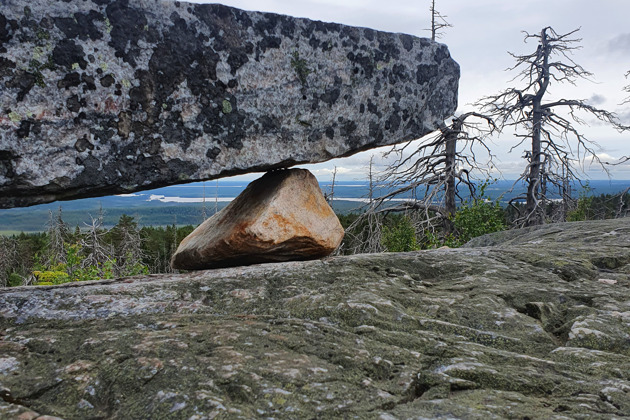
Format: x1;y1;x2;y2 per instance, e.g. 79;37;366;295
0;0;459;208
2;218;630;418
171;168;344;270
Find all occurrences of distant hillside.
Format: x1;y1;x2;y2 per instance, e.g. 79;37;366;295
0;200;363;234
0;179;627;234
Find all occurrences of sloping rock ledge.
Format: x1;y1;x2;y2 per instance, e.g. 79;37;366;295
1;218;630;419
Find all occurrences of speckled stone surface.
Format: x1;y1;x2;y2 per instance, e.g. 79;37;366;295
0;0;459;208
1;218;629;419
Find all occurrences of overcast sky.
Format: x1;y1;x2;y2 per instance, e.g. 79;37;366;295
191;0;630;182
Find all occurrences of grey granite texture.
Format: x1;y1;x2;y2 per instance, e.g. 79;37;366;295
0;0;459;208
1;218;629;418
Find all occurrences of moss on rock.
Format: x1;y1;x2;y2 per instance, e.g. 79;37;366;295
1;218;630;418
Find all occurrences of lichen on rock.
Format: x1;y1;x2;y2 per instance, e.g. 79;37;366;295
0;0;459;208
1;218;629;418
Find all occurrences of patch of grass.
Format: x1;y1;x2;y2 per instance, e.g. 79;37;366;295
291;51;311;85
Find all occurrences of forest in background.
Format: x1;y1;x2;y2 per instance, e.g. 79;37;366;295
0;179;628;234
0;184;628;288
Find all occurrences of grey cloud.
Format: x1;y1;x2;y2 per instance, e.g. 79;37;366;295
607;33;630;54
588;94;606;105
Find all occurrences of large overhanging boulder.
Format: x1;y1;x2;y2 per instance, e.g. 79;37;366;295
0;0;459;208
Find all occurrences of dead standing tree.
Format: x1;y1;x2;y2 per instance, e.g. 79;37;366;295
80;208;113;270
343;157;385;254
46;206;70;266
620;70;630;164
428;0;452;41
373;112;496;235
342;112;496;254
480;27;626;226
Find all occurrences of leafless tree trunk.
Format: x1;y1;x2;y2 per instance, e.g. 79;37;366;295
480;27;627;226
619;70;630;164
616;187;630;218
215;180;219;216
202;181;207;221
80;207;112;269
429;0;452;41
325;166;338;206
46;206;70;266
443;127;457;221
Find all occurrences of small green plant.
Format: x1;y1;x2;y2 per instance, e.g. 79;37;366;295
7;273;23;287
33;269;69;285
453;198;506;244
567;182;594;222
290;51;311;85
453;182;506;244
424;231;460;249
381;216;420;252
65;243;82;277
122;255;150;276
425;181;507;248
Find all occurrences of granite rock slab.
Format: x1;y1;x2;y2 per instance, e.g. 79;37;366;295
1;218;629;418
0;0;459;208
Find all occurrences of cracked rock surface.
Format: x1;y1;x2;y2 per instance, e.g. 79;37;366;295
1;218;629;418
0;0;459;208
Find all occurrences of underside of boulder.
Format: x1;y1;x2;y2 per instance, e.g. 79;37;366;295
1;218;630;418
0;0;459;208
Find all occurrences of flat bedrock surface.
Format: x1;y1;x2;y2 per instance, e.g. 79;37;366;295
1;218;629;418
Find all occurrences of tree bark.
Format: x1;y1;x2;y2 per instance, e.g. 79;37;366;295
526;99;543;225
443;124;458;233
525;28;551;226
431;0;436;41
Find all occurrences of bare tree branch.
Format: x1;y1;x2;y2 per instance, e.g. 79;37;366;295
478;27;626;227
622;70;630;105
343;111;497;251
